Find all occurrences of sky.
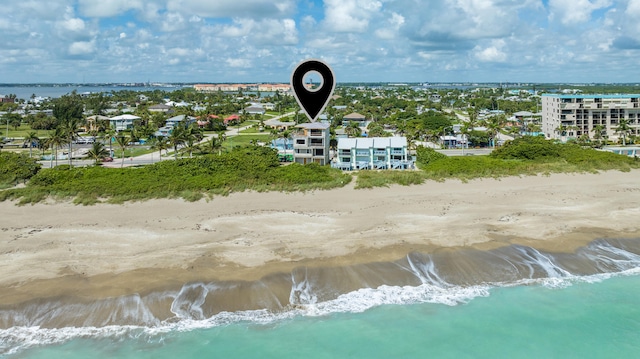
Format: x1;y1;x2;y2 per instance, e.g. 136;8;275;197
2;0;640;84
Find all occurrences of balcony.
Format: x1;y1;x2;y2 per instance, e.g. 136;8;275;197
309;140;324;147
373;150;386;156
309;130;324;137
355;151;369;156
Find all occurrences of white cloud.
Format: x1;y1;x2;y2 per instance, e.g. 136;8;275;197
474;40;508;62
166;0;296;18
226;58;251;68
78;0;145;17
217;18;298;45
161;12;187;32
59;17;86;32
374;12;404;39
323;0;381;32
69;40;96;55
627;0;640;15
548;0;612;25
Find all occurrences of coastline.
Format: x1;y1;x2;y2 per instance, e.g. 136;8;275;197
1;170;640;306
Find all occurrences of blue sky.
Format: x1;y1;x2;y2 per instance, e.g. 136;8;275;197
1;0;639;83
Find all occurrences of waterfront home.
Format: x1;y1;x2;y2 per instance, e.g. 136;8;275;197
293;123;331;165
333;137;412;170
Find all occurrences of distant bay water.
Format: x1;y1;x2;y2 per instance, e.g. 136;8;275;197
0;85;189;100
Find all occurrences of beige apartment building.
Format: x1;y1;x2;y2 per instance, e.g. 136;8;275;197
542;94;640;141
292;123;330;165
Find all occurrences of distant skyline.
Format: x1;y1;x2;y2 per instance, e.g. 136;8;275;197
2;0;640;84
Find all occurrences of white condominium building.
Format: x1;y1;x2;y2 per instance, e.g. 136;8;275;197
542;94;640;141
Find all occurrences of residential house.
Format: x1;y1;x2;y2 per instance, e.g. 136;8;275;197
244;106;266;115
148;103;174;113
292;123;331;165
109;114;140;131
262;102;276;111
342;112;367;127
165;115;196;128
224;114;240;126
154;115;196;137
264;118;295;131
85;115;110;132
333;137;411;170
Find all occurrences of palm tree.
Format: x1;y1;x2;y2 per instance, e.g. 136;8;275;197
115;134;130;168
104;128;116;158
592;124;605;146
483;115;506;148
185;125;203;142
555;125;568;140
345;122;362;137
23;131;39;158
86;142;109;164
47;127;67;167
615;119;632;146
61;117;83;167
214;130;227;155
460;122;473;155
168;125;187;159
150;136;168;162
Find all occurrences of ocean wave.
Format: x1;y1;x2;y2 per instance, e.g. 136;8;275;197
2;238;640;356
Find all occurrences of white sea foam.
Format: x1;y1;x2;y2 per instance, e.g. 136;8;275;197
3;241;640;357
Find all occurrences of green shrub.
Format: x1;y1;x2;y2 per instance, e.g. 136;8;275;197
1;146;352;204
0;152;41;186
415;146;447;168
491;136;561;160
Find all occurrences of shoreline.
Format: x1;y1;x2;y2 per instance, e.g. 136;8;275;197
2;170;640;305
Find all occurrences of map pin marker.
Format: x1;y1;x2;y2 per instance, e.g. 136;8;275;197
291;59;335;122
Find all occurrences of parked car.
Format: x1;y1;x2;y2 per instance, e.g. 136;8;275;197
101;156;113;162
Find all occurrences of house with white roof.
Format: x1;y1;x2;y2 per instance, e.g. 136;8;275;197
333;137;411;170
109;114;140;131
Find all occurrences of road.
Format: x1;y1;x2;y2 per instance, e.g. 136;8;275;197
435;148;493;156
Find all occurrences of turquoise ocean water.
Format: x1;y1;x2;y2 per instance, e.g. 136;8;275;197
3;239;640;358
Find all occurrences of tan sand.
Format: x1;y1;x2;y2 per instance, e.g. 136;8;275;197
1;170;640;304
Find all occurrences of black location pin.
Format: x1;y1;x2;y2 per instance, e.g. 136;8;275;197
291;59;335;122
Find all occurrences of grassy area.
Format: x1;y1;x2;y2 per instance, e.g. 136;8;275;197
0;147;351;205
224;134;270;149
1;124;49;141
239;126;267;134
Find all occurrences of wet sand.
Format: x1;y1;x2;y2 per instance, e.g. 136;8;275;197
1;170;640;305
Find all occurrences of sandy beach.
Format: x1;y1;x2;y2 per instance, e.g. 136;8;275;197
1;170;640;305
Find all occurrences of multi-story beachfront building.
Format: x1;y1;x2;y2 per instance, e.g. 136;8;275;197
332;137;411;170
292;123;330;165
542;94;640;141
